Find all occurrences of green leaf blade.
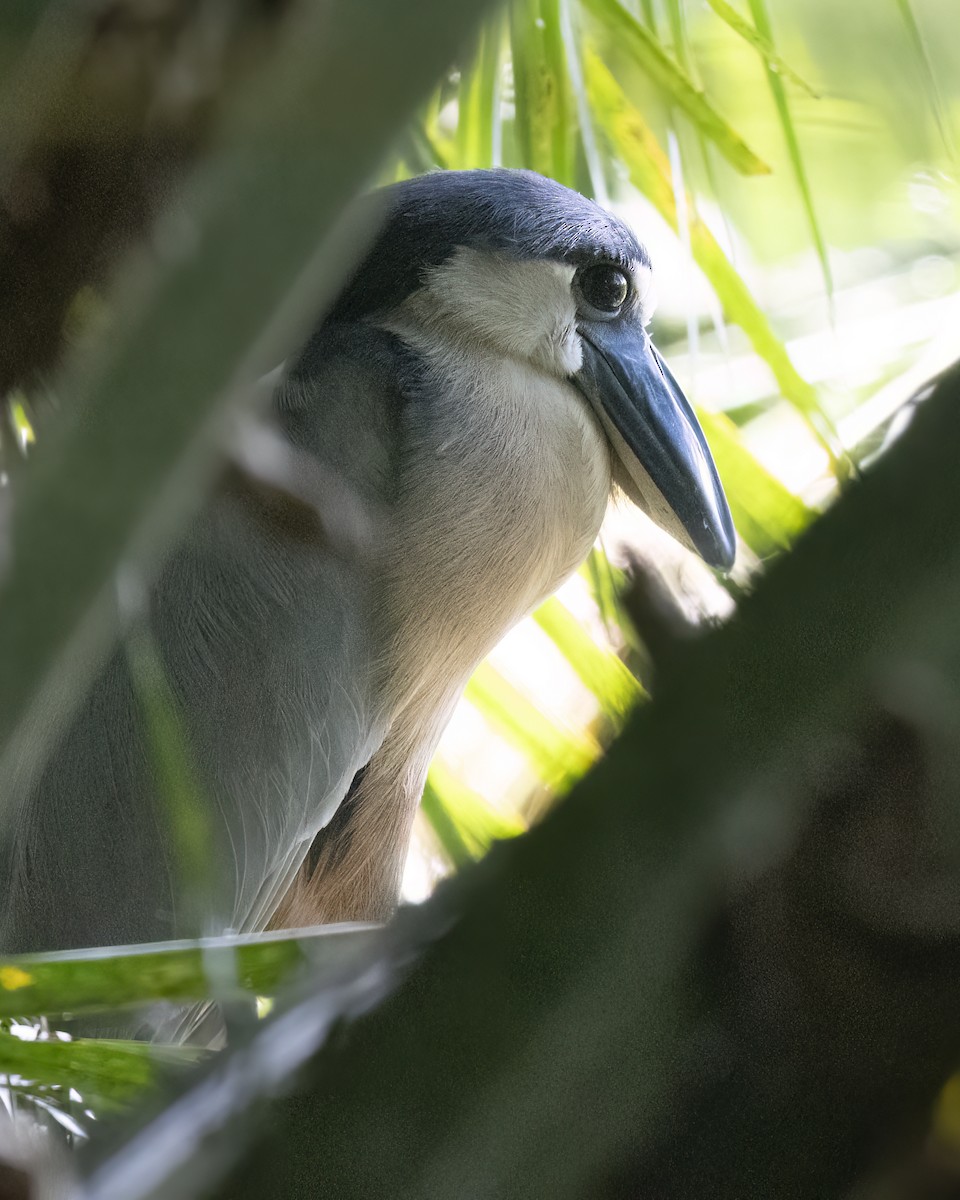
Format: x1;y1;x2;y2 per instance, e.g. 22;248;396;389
581;0;771;176
696;407;815;558
745;0;833;301
509;0;577;185
532;596;644;718
704;0;819;98
582;48;849;478
0;926;379;1018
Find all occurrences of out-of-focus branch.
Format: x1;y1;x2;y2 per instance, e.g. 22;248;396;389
0;0;292;398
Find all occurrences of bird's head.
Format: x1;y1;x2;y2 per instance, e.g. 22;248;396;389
332;169;736;572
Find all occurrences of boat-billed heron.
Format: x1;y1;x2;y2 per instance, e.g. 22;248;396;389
1;169;734;955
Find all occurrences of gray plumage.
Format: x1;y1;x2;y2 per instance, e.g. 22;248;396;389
1;169;734;958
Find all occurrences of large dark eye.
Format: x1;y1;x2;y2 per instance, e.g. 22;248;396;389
576;263;630;316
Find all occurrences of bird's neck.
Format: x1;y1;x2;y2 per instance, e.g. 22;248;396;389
377;317;613;722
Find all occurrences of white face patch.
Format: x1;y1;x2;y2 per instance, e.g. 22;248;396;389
413;248;584;378
633;263;656;326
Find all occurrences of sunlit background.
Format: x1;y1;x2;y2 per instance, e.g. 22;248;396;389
401;0;960;904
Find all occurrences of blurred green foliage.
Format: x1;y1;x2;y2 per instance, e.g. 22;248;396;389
414;0;957;876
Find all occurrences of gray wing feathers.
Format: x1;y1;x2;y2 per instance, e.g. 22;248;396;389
0;323;405;954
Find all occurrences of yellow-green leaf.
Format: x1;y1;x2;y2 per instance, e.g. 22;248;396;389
697;407;815;558
583;48;849;478
509;0;577;185
465;662;598;789
456;15;504;169
423;763;525;868
533;596;644;718
581;0;770;176
704;0;819;98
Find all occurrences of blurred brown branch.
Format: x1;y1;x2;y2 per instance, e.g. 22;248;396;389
0;0;292;397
